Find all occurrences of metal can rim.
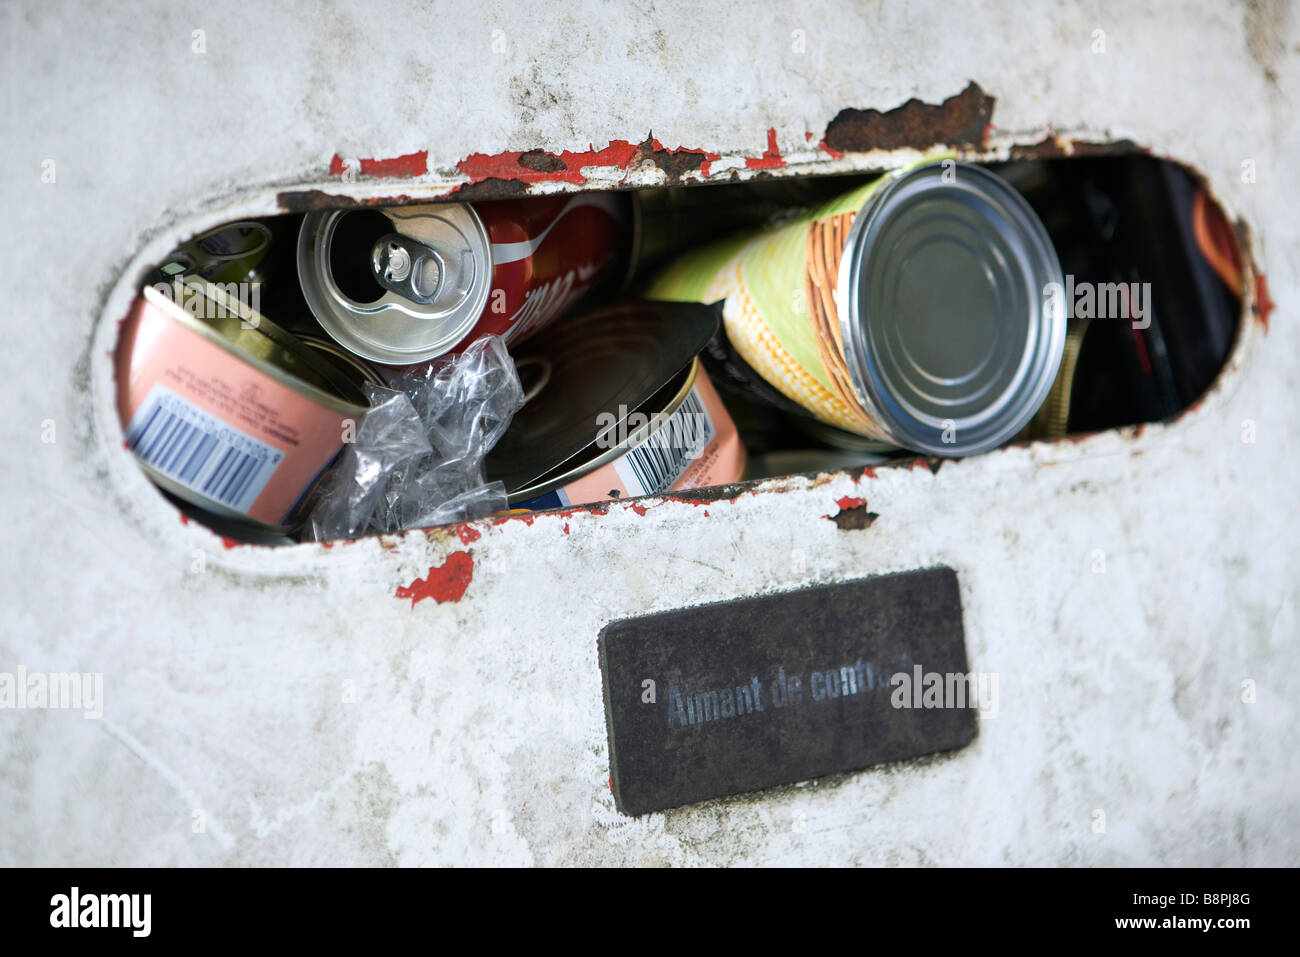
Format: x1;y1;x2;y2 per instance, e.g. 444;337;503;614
191;220;272;262
296;333;387;388
140;282;370;416
142;466;299;535
836;162;1066;456
296;204;492;365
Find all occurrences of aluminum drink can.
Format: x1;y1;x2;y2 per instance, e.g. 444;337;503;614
297;193;630;368
649;162;1066;456
116;279;371;533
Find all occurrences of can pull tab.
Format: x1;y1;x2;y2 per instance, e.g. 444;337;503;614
372;234;445;305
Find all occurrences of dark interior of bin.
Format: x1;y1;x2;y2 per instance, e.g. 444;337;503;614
152;155;1244;541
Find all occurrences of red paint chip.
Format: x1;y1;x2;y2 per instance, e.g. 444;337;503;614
818;139;845;160
745;128;787;170
1255;273;1275;331
331;149;429;179
396;551;475;606
457;140;639;186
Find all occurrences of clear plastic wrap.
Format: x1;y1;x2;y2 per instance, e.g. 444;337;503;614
305;336;524;541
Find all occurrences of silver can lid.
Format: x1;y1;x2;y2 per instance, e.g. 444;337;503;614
297;202;492;364
837;162;1065;456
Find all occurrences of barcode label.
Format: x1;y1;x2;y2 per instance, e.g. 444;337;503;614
125;384;284;514
614;388;715;498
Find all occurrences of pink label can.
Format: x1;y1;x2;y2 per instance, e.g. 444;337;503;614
512;364;746;511
116;283;371;531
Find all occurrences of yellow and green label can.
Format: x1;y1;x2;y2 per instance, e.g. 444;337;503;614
649;162;1067;457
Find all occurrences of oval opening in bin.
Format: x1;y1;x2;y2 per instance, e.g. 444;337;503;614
112;154;1248;546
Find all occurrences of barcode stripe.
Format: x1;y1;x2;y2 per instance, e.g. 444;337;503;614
202;448;236;496
615;389;715;497
179;434;217;483
217;452;243;501
156;416;190;463
127;403;163;447
126;384;284;513
139;412;178;461
156;416;187;462
156;421;187;471
223;454;256;504
162;424;199;473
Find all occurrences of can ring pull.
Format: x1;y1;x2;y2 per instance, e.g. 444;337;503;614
372;234;445;305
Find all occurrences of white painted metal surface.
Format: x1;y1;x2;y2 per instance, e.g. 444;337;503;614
1;0;1296;865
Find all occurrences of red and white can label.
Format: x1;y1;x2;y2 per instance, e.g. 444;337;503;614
465;193;628;348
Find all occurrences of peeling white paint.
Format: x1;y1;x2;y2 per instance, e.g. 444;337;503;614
0;0;1297;866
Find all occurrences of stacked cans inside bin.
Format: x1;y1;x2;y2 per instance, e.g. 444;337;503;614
116;161;1073;543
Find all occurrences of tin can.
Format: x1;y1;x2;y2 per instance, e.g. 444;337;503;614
626;176;869;284
485;301;745;510
297;193;630;367
649;162;1066;456
116;279;371;532
157;221;272;286
509;360;743;511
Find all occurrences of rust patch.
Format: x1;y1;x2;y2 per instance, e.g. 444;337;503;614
661;481;752;506
276;190;419;213
821;82;995;155
451;135;721;193
444;177;531;202
456;140;640;186
642;136;721;180
277;189;355;212
516;149;568;173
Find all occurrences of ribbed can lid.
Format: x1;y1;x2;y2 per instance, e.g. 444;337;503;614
837;162;1065;456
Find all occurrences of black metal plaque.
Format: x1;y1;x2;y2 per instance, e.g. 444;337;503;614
600;566;978;815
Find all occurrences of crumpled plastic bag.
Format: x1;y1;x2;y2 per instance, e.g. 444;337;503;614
305;335;524;541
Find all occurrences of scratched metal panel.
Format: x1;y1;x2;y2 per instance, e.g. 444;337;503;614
0;0;1297;865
